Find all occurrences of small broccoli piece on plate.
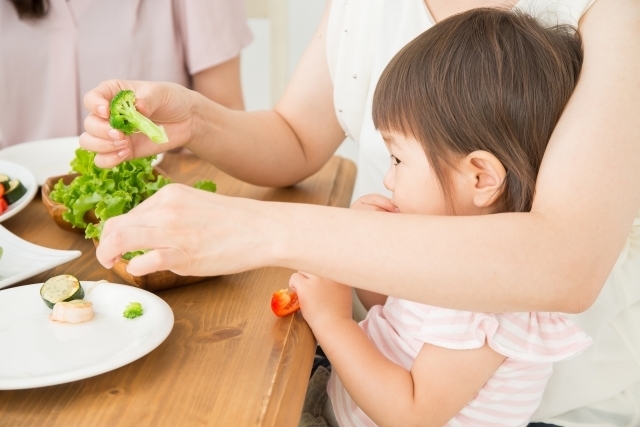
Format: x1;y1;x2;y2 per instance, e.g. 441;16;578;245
123;301;144;319
109;90;168;144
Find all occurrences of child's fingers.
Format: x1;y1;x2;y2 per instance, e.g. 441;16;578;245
351;193;400;212
288;272;307;290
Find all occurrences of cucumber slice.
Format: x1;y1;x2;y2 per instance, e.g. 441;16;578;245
4;179;27;205
0;175;9;191
40;275;85;309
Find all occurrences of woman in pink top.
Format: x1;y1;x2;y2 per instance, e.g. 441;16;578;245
290;10;592;426
0;0;252;147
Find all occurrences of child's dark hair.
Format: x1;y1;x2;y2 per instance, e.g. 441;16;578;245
372;8;583;213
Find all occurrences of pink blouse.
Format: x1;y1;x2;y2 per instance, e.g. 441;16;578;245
0;0;253;147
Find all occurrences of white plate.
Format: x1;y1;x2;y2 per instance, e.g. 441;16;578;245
0;137;164;186
0;281;174;390
0;159;38;223
0;225;81;289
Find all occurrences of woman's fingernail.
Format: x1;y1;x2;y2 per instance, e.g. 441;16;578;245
117;148;130;158
98;105;108;118
108;129;121;139
113;139;128;147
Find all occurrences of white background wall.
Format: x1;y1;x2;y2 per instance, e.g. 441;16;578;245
240;0;359;165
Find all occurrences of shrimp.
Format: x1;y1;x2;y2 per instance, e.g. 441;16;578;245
50;300;94;323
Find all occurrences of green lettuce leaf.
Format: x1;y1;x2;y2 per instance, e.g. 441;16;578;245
50;148;170;231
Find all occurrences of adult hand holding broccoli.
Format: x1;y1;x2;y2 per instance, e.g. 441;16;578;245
110;90;168;144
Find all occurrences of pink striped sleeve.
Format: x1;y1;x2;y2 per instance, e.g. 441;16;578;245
387;300;593;362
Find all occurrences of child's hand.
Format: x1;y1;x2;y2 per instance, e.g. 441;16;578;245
351;194;400;213
288;272;352;329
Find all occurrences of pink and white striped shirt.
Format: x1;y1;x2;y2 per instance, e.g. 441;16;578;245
327;297;593;426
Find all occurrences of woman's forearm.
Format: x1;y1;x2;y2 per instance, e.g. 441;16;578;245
186;103;314;186
269;205;619;313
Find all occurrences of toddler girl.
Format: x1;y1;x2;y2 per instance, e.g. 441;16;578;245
291;8;592;427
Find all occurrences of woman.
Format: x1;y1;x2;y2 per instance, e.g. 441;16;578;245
0;0;252;147
81;0;640;425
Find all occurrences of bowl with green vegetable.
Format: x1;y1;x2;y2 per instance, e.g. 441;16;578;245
43;148;218;292
42;149;167;233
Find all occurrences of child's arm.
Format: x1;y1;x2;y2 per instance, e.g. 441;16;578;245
290;272;506;427
316;320;505;427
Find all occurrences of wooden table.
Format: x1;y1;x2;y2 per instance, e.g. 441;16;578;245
0;153;356;427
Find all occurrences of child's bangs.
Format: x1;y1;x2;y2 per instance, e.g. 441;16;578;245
372;65;425;142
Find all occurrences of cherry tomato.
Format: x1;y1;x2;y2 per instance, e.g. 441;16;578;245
271;288;300;317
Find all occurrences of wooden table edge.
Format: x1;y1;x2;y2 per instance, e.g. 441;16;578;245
264;156;356;427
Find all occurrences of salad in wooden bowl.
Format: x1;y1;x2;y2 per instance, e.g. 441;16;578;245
42;148;169;233
43;148;217;291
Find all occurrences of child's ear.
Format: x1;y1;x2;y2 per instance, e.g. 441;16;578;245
459;150;506;209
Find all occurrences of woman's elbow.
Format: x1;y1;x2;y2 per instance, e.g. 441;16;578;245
552;257;612;314
558;284;599;314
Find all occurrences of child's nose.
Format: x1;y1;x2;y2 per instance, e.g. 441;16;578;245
383;168;394;192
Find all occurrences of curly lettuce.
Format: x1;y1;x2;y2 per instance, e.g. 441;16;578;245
50;148;217;260
49;149;168;232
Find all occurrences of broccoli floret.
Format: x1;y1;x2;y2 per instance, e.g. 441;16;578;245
109;90;168;144
123;301;144;319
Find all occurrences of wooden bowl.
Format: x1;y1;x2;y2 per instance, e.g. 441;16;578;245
44;167;209;291
112;258;209;292
42;167;165;233
92;239;210;292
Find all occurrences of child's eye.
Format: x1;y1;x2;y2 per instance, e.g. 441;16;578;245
390;155;401;165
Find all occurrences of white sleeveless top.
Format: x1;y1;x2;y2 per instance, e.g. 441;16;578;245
327;1;640;426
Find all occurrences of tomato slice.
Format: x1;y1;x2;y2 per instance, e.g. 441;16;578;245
271;288;300;317
0;198;7;214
